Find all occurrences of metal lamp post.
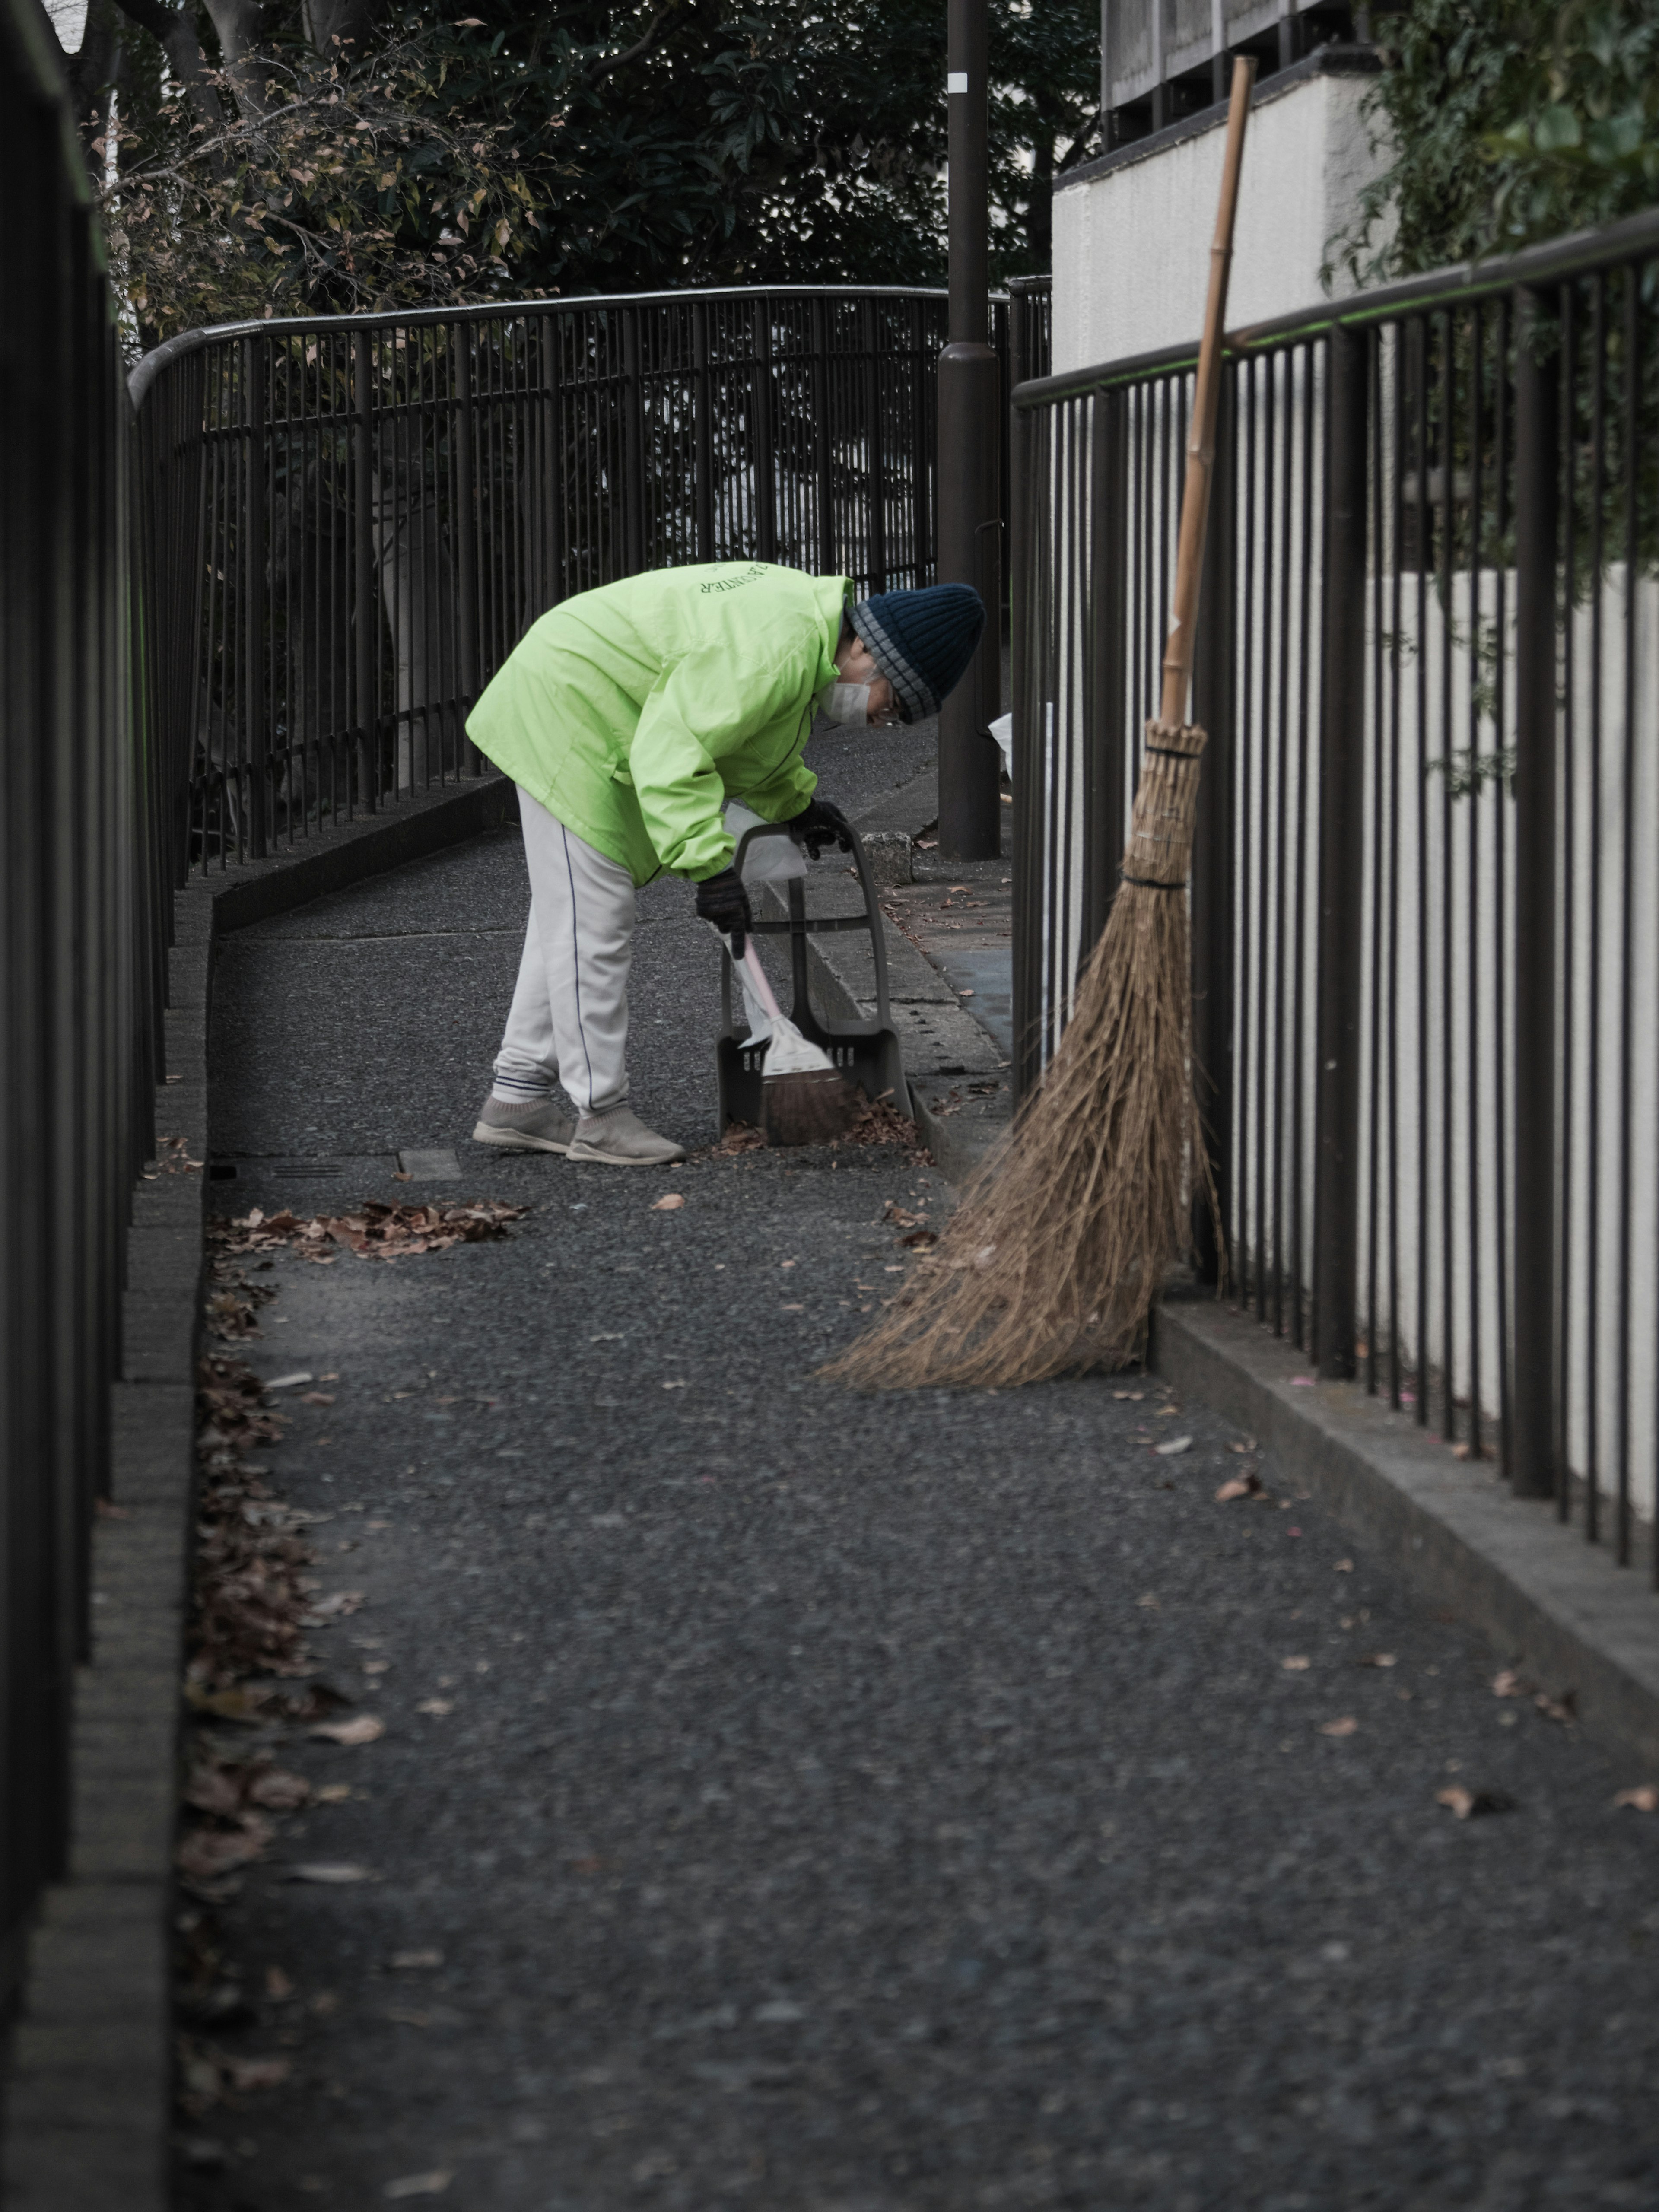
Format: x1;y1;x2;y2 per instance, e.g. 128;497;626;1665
936;0;1001;861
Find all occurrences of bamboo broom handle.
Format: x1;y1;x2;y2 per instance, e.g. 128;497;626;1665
1158;54;1256;731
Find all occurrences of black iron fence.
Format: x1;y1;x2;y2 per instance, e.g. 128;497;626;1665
1011;205;1659;1570
0;1;166;2021
131;286;1046;871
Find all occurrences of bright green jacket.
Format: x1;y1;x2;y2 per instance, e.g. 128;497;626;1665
466;562;849;886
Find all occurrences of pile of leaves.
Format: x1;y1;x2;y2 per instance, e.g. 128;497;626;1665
831;1095;931;1162
189;1356;318;1693
210;1198;528;1266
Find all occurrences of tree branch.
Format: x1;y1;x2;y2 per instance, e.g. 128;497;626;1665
581;5;674;88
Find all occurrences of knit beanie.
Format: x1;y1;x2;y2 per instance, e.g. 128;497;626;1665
850;583;985;724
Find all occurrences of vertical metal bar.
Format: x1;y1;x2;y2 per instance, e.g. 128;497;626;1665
1314;322;1368;1378
1511;284;1561;1499
453;321;480;775
623;306;645;577
1087;385;1128;949
756;301;778;564
1616;264;1639;1564
814;297;836;577
1191;362;1236;1286
353;327;376;809
864;297;888;595
694;298;715;563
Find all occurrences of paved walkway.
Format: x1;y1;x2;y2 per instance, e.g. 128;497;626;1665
183;744;1659;2212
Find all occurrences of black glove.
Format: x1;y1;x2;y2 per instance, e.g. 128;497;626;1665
790;795;855;859
695;867;753;959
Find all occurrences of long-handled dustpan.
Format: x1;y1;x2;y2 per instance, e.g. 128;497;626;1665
716;819;911;1142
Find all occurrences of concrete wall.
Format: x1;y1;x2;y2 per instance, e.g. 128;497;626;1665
1052;54;1391;375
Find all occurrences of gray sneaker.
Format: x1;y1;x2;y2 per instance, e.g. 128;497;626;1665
568;1105;686;1166
472;1095;576;1155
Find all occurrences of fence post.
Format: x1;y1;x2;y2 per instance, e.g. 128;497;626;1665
243;334;268;859
937;0;1003;860
1191;364;1236;1285
1511;286;1561;1499
1008;380;1038;1107
1314;323;1368;1376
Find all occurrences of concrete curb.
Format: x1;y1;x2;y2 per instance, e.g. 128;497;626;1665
0;774;516;2212
1152;1295;1659;1774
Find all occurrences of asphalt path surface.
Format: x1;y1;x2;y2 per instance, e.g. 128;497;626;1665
184;755;1659;2212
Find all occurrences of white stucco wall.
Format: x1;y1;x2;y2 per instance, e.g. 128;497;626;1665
1052;65;1393;375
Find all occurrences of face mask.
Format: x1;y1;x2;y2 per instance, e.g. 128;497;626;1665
819;681;875;727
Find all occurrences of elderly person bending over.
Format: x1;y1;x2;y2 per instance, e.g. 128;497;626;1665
465;562;984;1166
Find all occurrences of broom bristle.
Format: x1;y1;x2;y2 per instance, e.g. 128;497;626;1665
822;721;1217;1391
763;1067;860;1147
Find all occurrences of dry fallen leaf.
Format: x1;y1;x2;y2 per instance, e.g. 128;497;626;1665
416;1697;455;1716
1214;1472;1263;1503
651;1194;686;1212
1281;1656;1311;1672
316;1782;353;1804
1358;1652;1397;1670
299;1391;336;1406
176;1822;271;1882
390;1948;444;1970
1492;1669;1524;1698
246;1767;311;1810
309;1714;384;1746
1533;1689;1575;1724
1154;1435;1192;1456
225;2056;292;2093
383;2176;454;2202
1333;1559;1354;1573
1614;1786;1659;1813
1227;1438;1258;1454
287;1862;374;1884
1113;1390;1144;1402
1437;1785;1515;1820
302;1589;365;1623
1319;1716;1359;1737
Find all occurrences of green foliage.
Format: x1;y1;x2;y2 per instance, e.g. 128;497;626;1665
89;0;1091;337
1337;0;1659;280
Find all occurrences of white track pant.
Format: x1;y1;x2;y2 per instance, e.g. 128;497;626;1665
491;788;636;1116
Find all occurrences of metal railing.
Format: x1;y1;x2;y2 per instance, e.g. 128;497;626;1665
1011;206;1659;1570
0;0;166;2022
132;287;1047;871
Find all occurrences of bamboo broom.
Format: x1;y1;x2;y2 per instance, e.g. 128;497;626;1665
825;56;1255;1392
